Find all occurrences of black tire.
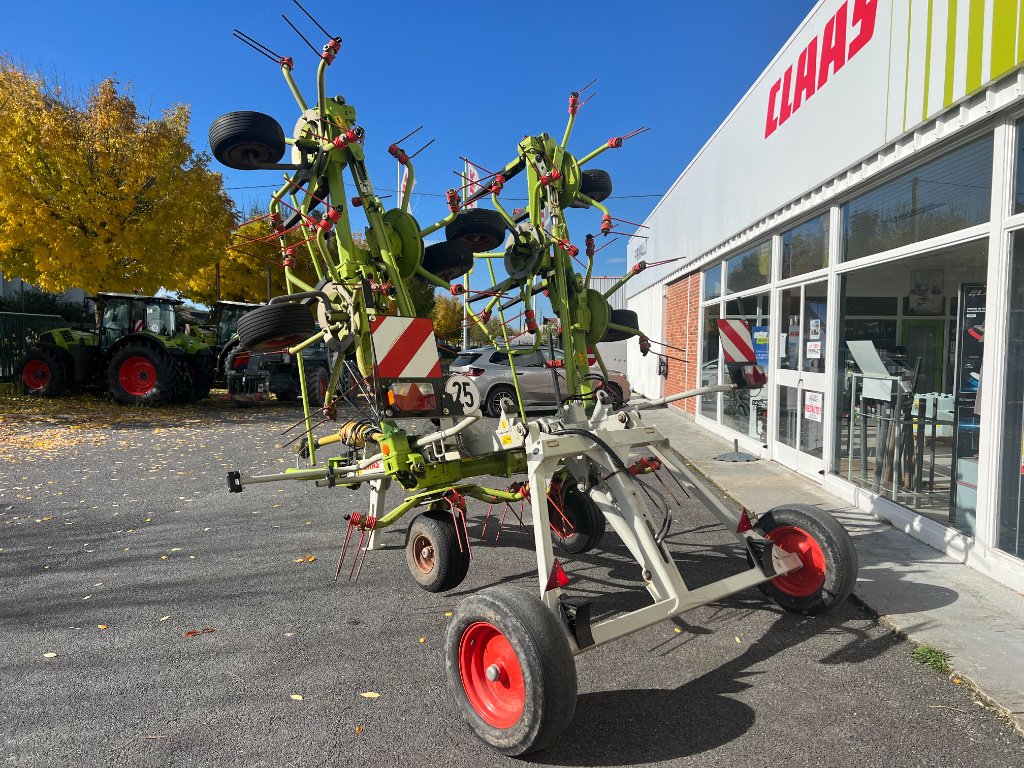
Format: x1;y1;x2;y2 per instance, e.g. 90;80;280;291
549;483;606;555
405;510;470;592
422;240;475;282
752;504;858;615
237;303;316;353
446;585;577;756
604;381;624;410
579;168;612;203
107;344;179;406
304;363;330;407
18;346;68;397
483;385;517;418
184;350;216;402
209;111;286;170
445;209;507;252
600;308;640;342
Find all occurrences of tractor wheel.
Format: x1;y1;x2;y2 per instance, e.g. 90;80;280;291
446;585;577;756
422;240;475;282
752;504;858;615
304;363;330;407
405;510;470;593
549;483;606;555
209;111;286;170
107;345;178;406
600;309;640;342
18;346;67;397
236;303;316;353
445;209;508;252
184;350;216;402
579;169;612;202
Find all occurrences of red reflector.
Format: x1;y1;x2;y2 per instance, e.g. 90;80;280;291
465;367;485;377
736;508;753;533
545;558;570;592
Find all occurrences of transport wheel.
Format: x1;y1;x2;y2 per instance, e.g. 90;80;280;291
604;381;624;410
18;347;67;396
107;345;178;405
446;585;577;756
549;483;605;555
405;510;470;592
578;168;612;202
422;240;475;281
236;303;316;353
600;308;640;342
445;209;508;252
483;385;516;418
753;504;858;615
209;111;286;170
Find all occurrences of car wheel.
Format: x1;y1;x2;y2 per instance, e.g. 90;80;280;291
484;386;517;418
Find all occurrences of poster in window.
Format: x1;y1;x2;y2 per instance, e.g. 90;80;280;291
906;269;945;315
803;391;823;422
752;325;770;366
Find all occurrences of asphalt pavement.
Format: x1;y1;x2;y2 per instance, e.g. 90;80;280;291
1;399;1022;767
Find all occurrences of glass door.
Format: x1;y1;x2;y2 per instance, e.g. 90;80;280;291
774;280;828;477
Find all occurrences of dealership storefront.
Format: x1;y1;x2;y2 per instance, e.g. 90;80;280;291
627;0;1024;591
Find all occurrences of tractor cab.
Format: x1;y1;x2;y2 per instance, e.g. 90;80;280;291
94;293;181;351
213;301;261;348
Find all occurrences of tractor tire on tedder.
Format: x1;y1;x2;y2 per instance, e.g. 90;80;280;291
213;12;858;756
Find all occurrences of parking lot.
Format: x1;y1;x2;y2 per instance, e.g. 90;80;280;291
1;394;1022;767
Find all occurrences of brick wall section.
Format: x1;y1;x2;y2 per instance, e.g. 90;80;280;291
664;272;701;415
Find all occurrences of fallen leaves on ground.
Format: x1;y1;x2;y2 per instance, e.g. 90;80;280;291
42;652;57;658
360;692;380;699
290;694;304;701
183;627;216;638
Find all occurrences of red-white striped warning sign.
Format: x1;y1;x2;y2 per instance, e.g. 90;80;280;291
370;316;442;379
717;319;756;363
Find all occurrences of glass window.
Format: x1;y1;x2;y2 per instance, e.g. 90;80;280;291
777;386;799;448
454;352;483;367
700;304;720;420
803;282;827;374
1015;117;1024;213
782;214;829;278
998;235;1024;559
703;264;722;301
843;134;993;262
725;241;771;294
722;292;770;438
780;287;801;371
832;240;988;537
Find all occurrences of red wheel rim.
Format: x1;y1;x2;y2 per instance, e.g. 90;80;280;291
412;534;435;574
765;525;826;597
119;356;157;396
458;621;525;729
22;360;51;391
319;374;328;400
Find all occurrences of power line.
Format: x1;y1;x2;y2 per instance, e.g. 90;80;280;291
223;182;663;200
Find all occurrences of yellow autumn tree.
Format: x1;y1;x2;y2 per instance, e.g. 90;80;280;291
0;59;233;294
431;294;464;343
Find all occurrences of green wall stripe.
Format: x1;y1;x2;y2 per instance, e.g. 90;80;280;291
944;0;958;106
903;0;914;131
966;0;985;92
922;0;935;122
992;0;1019;78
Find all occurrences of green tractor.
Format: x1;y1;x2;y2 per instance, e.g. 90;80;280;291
16;292;216;405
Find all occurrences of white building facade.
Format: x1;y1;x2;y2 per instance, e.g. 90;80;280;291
627;0;1024;592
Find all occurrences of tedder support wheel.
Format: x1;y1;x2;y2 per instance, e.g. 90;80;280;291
405;510;470;592
236;303;316;353
579;168;612;202
753;503;858;615
549;483;606;555
107;344;178;406
18;346;67;396
446;585;577;756
422;240;475;281
208;111;286;170
445;208;508;252
600;308;640;342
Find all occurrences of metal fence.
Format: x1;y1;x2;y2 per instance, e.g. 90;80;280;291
0;312;67;382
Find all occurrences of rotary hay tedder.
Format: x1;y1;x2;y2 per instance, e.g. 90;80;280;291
212;3;858;756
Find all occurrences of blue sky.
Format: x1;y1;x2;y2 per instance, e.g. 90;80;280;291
1;1;814;297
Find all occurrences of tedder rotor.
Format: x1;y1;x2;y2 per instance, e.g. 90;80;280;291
212;4;858;756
